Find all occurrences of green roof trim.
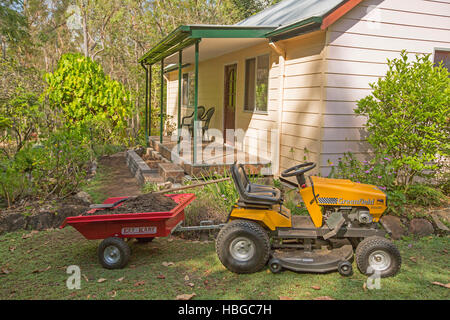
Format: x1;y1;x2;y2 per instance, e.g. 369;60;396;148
265;16;323;40
164;63;191;74
138;25;276;64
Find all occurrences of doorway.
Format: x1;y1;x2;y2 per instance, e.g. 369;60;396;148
223;64;237;146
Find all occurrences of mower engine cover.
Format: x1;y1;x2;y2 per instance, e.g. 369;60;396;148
300;176;387;227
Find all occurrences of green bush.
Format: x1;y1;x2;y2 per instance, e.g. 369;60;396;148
355;51;450;186
329;152;396;192
404;184;446;207
0;157;30;207
43;53;133;146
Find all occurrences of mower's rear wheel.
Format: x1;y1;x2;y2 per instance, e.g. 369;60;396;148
216;219;270;274
355;236;401;278
98;237;131;269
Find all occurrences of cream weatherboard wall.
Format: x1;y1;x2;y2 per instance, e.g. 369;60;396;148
165;41;281;165
320;0;450;175
277;31;327;177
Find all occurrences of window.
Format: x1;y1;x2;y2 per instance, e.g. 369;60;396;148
434;49;450;71
244;54;270;112
182;73;195;107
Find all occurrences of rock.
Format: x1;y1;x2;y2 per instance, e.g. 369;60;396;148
75;191;92;205
27;212;55;231
430;214;449;232
4;213;26;232
380;215;406;240
409;218;435;237
433;208;450;223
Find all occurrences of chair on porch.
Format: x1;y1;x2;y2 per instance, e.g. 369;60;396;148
201;107;215;141
181;106;205;136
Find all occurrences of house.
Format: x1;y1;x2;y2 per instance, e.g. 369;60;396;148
138;0;450;179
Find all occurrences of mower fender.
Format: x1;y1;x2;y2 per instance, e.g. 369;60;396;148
299;187;323;227
229;207;291;231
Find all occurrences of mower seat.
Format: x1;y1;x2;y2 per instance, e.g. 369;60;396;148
231;163;282;206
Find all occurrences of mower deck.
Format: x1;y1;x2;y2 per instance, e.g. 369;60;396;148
271;244;354;273
276;215;386;239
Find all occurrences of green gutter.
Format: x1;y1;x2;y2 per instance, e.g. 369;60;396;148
164;63;190;74
265;16;323;39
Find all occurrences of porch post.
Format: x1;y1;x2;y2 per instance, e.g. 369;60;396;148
177;50;183;153
193;41;199;164
142;63;149;147
148;64;152;138
160;58;164;144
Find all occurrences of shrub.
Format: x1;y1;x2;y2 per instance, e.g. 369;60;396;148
43;53;134;146
404;184;446;207
329;152;396;191
355;51;450;186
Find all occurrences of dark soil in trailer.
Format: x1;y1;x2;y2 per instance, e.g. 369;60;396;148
86;193;178;215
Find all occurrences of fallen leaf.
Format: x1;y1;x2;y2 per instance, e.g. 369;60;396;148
311;286;321;290
409;257;417;263
203;269;211;277
32;266;51;274
184;275;190;281
157;274;165;279
108;290;117;298
363;282;367;292
134;281;145;286
167;238;174;242
116;277;125;282
22;230;38;239
1;268;11;274
431;282;450;289
314;296;335;300
176;293;196;300
203;280;209;285
279;296;293;300
187;282;195;287
82;274;89;282
97;278;107;283
162;262;174;267
9;246;16;252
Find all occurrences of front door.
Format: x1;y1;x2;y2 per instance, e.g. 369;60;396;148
223;64;237;146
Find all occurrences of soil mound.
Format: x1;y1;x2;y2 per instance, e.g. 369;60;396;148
87;193;178;215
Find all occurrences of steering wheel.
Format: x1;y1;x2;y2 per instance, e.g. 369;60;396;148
281;162;316;184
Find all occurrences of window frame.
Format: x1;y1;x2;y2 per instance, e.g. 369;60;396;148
243;53;270;114
433;47;450;71
182;72;196;108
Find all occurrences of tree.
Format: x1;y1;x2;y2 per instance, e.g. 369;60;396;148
0;0;28;59
44;53;134;144
355;51;450;186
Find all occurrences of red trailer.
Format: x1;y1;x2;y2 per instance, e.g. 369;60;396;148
60;193;196;269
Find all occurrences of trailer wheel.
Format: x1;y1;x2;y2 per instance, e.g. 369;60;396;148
136;237;154;243
355;236;401;278
216;219;270;274
98;237;131;269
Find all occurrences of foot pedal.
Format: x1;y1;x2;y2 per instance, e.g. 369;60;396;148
323;212;346;240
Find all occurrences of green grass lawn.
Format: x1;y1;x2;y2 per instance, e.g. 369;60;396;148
0;227;448;300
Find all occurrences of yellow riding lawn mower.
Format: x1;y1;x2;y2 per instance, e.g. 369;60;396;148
216;162;401;277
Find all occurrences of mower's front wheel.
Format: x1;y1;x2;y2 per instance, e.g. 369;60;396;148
355;236;401;278
216;219;270;274
98;237;131;269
